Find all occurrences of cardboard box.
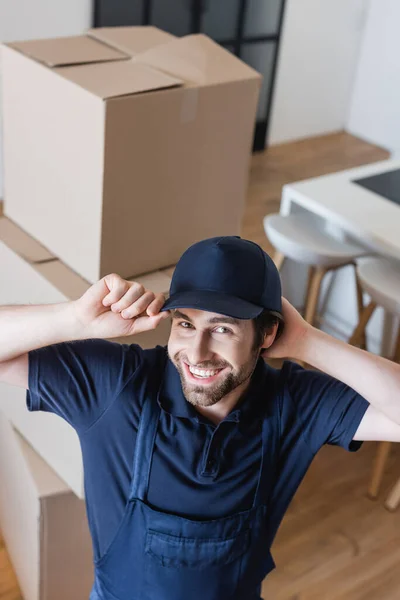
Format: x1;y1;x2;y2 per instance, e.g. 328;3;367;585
0;412;94;600
1;27;260;283
0;213;172;498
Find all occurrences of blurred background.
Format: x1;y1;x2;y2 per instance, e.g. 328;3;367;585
1;0;399;192
1;1;400;599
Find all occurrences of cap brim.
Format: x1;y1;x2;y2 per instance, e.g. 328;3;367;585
160;290;264;319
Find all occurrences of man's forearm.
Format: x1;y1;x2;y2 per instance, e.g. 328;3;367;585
296;328;400;425
0;302;85;362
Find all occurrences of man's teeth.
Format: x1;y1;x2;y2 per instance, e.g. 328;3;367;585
189;366;221;378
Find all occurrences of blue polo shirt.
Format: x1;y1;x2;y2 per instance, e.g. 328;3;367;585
27;339;369;563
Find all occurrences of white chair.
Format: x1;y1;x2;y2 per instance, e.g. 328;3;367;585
263;213;368;326
348;257;400;510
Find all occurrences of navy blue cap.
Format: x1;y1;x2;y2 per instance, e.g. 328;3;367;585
161;236;282;319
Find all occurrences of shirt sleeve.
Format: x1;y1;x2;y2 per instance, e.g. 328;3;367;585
26;338;145;433
283;361;370;454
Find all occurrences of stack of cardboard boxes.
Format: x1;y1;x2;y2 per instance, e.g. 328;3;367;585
0;26;260;599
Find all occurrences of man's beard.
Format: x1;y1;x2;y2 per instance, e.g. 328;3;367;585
169;349;259;408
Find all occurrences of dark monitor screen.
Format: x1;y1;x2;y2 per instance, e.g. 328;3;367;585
353;168;400;206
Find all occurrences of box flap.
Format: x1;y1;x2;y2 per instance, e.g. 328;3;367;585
161;266;176;279
37;261;89;300
0;217;55;263
132;270;171;295
16;429;70;496
88;26;176;57
133;34;261;85
54;60;182;99
36;263;171;302
8;35;128;67
0;414;69;499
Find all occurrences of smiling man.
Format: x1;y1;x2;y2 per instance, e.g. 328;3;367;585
169;308;266;417
1;236;400;600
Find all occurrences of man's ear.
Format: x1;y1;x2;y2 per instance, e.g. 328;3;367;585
260;323;279;353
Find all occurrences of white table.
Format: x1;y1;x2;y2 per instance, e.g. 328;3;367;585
281;158;400;260
278;158;400;354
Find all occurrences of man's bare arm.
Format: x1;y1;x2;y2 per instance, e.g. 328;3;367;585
0;303;81;363
265;298;400;427
0;274;169;388
354;404;400;441
298;327;400;426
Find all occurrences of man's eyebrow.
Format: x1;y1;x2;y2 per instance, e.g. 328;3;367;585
172;310;193;322
172;310;241;326
207;316;241;326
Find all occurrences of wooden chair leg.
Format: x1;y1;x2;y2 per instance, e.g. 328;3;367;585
385;474;400;511
273;251;285;272
367;326;400;507
380;327;400;510
392;326;400;364
348;301;377;347
353;263;367;350
303;266;316;315
304;267;326;326
368;441;392;499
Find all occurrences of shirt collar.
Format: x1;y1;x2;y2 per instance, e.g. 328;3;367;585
158;351;272;424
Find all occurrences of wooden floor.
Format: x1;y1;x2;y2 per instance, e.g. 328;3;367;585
0;536;21;600
0;131;395;600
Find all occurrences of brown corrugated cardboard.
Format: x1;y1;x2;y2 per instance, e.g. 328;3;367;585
9;34;129;66
0;213;173;497
1;27;261;284
0;216;53;262
161;265;176;279
132;33;259;85
0;412;93;600
55;60;181;98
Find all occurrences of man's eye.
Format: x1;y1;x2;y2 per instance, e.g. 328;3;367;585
179;321;192;329
215;326;231;334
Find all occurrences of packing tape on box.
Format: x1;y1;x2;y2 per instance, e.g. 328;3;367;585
180;87;199;124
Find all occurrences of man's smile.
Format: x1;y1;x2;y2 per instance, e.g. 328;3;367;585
182;361;227;384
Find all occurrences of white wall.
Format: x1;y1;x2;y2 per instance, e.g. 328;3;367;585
347;0;400;154
268;0;368;146
0;0;92;197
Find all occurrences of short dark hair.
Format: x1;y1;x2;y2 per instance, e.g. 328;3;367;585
252;309;284;351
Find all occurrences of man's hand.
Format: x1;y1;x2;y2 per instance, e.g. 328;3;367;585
264;297;400;430
72;273;170;340
262;298;311;360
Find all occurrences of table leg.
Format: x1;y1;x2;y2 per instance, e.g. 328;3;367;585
385;476;400;511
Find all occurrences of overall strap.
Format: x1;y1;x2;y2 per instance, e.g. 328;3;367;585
129;349;167;502
253;367;281;507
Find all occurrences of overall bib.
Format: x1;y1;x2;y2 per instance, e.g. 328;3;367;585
90;355;279;600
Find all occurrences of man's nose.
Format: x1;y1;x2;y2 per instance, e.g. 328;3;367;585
186;331;214;366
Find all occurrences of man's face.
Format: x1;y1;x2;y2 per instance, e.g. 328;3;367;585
168;308;260;408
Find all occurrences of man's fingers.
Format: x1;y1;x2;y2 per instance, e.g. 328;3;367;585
102;274;131;306
132;311;170;333
110;283;146;313
146;293;167;316
100;275;170;325
121;291;155;319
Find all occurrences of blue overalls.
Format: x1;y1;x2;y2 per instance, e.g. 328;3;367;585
90;353;279;600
